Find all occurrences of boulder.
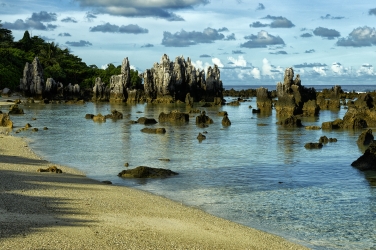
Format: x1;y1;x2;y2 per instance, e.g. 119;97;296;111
93;114;106;122
319;136;337;144
2;88;11;97
85;114;94;119
141;127;166;134
221;113;231;126
196;111;213;126
304;142;323;149
197;133;206;141
158;111;189;123
351;142;376;171
0;113;13;128
322;119;344;130
357;129;374;146
8;104;24;114
137;117;158;125
105;110;123;120
118;166;178;178
276;115;303;127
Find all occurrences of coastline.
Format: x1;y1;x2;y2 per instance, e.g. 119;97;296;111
0;133;309;249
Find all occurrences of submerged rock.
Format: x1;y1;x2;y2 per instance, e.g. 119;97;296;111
304;142;323;149
118;166;178;178
141;127;166;134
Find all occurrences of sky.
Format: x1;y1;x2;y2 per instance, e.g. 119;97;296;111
1;0;376;86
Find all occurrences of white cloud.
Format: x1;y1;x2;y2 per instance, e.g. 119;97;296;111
313;67;327;76
212;57;224;67
251;68;261;79
331;62;344;75
191;60;211;71
357;64;375;76
262;58;272;76
227;55;247;67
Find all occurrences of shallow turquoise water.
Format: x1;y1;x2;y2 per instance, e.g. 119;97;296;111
7;95;376;250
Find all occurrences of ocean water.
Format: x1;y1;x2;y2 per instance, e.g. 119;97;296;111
7;84;376;250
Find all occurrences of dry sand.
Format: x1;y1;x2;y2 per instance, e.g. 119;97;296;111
0;133;309;249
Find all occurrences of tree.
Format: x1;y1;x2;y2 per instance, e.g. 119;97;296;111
0;21;14;48
130;69;143;89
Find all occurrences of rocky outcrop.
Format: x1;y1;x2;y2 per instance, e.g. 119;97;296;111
222;113;231;126
197;133;206;141
357;129;374;146
20;57;45;100
158;111;189;123
276;115;303;127
0;113;13;127
142;54;223;104
351;142;376;171
92;77;110;102
137;117;158;125
8;104;24;114
256;87;272;111
93;114;106;122
275;68;317;117
105;110;123;120
118;166;178;178
196;111;213;126
109;58;131;103
317;85;342;110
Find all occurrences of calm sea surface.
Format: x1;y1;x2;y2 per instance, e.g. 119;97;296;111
8;84;376;249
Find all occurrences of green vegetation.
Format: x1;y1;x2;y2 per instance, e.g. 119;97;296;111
0;23;143;91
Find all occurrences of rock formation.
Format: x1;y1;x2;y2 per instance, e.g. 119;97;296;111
109;57;131;103
118;166;178;178
0;113;13;128
351;142;376;171
276;115;303;127
158;111;189;123
275;68;317;117
92;77;110;102
256;87;272;111
142;54;223;104
196;111;213;126
20;57;45;99
357;129;374;146
317;85;342;110
137;117;158;125
221;113;231;126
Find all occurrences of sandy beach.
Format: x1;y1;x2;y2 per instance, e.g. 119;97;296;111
0;133;308;249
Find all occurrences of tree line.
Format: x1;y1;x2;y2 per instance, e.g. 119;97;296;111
0;22;142;91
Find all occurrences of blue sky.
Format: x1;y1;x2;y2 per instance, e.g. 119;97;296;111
1;0;376;86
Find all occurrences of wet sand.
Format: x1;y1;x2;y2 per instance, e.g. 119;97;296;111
0;134;309;249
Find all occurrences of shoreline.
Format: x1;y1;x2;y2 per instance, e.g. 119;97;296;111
0;134;309;249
